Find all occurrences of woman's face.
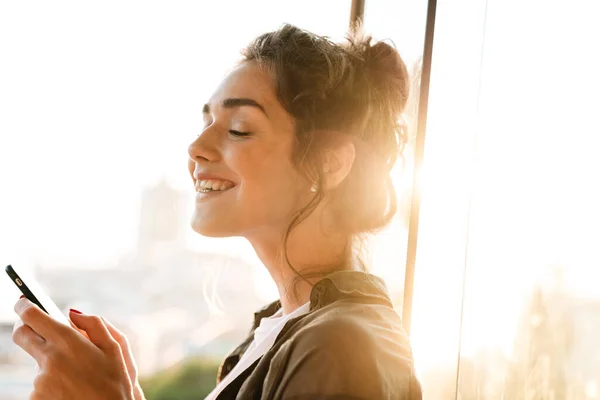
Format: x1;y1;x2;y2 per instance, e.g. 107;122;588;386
188;62;308;238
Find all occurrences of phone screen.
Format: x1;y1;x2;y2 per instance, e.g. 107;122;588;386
5;264;70;325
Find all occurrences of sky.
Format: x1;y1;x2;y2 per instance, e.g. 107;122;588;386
1;0;599;375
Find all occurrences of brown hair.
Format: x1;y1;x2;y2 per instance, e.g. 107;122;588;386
241;24;410;291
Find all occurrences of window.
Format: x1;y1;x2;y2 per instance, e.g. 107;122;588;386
361;0;429;309
409;0;600;398
455;1;600;398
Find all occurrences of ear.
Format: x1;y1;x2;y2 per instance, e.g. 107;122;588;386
323;138;355;190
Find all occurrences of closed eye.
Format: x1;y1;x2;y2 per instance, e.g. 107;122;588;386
229;129;251;137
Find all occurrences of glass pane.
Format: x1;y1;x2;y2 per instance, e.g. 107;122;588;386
362;0;429;309
457;1;600;399
0;1;351;398
405;0;489;399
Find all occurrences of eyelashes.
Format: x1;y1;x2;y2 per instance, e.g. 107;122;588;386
197;125;252;138
228;129;251;137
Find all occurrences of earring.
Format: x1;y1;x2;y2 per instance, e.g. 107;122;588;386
310;165;330;193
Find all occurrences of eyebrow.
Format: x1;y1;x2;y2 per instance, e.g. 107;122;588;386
202;98;268;117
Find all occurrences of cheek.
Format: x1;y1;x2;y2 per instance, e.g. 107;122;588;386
232;148;304;220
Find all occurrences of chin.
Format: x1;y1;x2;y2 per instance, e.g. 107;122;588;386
190;213;236;238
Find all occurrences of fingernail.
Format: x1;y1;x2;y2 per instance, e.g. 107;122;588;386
19;295;25;299
69;308;82;315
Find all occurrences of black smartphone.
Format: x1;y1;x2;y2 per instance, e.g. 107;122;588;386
5;264;70;325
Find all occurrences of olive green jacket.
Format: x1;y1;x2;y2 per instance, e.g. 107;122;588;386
215;271;423;400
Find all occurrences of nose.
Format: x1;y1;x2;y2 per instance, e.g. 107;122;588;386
188;127;221;165
188;128;221;179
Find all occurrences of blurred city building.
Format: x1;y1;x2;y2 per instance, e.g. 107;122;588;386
454;283;600;400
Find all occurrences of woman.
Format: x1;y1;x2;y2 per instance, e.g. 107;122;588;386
12;24;422;399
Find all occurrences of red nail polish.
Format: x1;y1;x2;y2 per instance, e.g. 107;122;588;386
69;308;82;315
19;295;25;299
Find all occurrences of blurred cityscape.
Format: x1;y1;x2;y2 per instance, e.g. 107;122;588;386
0;180;266;399
420;282;600;399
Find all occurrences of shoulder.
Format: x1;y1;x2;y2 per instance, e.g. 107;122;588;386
291;300;413;366
264;301;421;399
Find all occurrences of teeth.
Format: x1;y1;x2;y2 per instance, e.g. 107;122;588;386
195;179;234;192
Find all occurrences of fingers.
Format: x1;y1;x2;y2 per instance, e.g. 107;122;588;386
12;319;46;361
69;310;121;356
103;317;138;381
14;298;67;341
102;318;133;356
102;318;131;353
69;319;91;340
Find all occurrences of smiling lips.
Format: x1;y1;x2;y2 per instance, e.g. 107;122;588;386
195;179;235;193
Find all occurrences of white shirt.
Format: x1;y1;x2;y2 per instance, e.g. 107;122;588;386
204;302;311;400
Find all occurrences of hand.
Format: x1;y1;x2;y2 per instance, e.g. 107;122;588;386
67;311;144;400
12;298;135;400
100;316;146;400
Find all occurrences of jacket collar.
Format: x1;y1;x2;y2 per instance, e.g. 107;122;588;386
252;270;393;329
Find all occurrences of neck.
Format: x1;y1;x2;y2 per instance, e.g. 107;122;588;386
247;212;352;315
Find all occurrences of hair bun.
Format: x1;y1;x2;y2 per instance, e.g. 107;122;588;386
364;41;410;112
345;34;410;113
365;42;405;77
